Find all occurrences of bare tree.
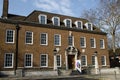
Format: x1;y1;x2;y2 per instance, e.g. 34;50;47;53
81;0;120;53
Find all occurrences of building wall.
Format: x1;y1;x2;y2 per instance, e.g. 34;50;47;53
0;21;110;71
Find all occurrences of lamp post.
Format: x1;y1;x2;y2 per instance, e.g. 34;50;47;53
53;49;57;70
94;51;99;74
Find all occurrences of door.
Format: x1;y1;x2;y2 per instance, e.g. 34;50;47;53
68;55;75;69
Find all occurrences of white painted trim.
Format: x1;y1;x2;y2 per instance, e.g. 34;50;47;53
85;22;93;31
90;38;96;48
75;21;83;29
40;33;48;46
38;14;47;24
63;19;72;28
56;54;62;67
5;29;15;44
81;55;87;67
80;37;86;48
52;16;60;26
25;31;33;45
4;53;14;68
40;54;48;67
100;39;105;49
101;55;107;66
54;34;61;46
24;53;33;68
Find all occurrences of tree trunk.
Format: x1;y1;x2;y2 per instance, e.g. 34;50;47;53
112;34;116;53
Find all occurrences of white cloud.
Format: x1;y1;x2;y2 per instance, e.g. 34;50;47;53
33;0;75;16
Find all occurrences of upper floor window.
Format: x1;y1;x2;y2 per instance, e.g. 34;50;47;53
4;53;14;68
101;56;106;66
86;23;93;31
40;54;48;67
90;38;96;48
39;14;47;24
80;37;86;48
40;33;48;45
75;21;83;29
54;34;61;46
24;53;33;68
52;17;60;26
100;39;105;49
56;55;61;67
64;19;72;28
6;29;15;43
25;31;33;44
81;55;87;66
68;36;74;46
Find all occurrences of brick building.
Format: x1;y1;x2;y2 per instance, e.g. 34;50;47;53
0;0;109;76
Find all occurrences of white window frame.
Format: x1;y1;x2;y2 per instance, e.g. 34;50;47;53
40;54;48;67
85;23;93;31
80;37;86;48
101;55;106;66
68;36;74;46
52;17;60;26
5;29;15;44
63;19;72;28
24;53;33;68
92;55;95;66
81;55;87;66
90;38;96;48
25;31;33;45
100;39;105;49
4;53;14;68
56;54;61;67
54;34;61;46
38;14;47;24
40;33;48;45
75;21;83;29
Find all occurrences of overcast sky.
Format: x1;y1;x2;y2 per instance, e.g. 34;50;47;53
0;0;99;17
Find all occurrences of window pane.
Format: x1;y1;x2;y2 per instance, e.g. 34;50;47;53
25;54;32;67
88;23;92;30
66;20;71;27
100;40;104;48
78;22;82;29
41;55;47;67
41;33;47;45
80;37;85;47
5;53;13;67
101;56;106;65
81;56;86;66
68;36;73;46
6;30;14;43
54;35;60;46
56;55;61;67
54;17;59;26
26;31;33;44
40;16;46;24
92;56;95;65
90;38;95;48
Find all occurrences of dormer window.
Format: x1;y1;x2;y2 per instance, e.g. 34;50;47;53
52;17;60;26
75;21;83;29
38;14;47;24
87;23;93;31
64;19;72;28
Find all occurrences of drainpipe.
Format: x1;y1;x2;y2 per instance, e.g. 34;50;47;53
15;24;20;75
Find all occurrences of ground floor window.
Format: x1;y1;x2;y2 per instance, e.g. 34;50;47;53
40;54;48;67
92;55;95;66
25;54;33;67
56;55;61;67
81;55;87;66
101;56;106;66
4;53;14;68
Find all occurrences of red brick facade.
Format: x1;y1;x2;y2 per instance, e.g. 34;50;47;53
0;0;109;73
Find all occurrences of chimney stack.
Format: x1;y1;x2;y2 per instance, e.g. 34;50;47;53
2;0;9;19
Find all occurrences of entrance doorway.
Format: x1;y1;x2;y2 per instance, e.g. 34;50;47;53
68;55;75;69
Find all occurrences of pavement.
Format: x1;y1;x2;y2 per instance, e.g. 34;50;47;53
0;74;120;80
